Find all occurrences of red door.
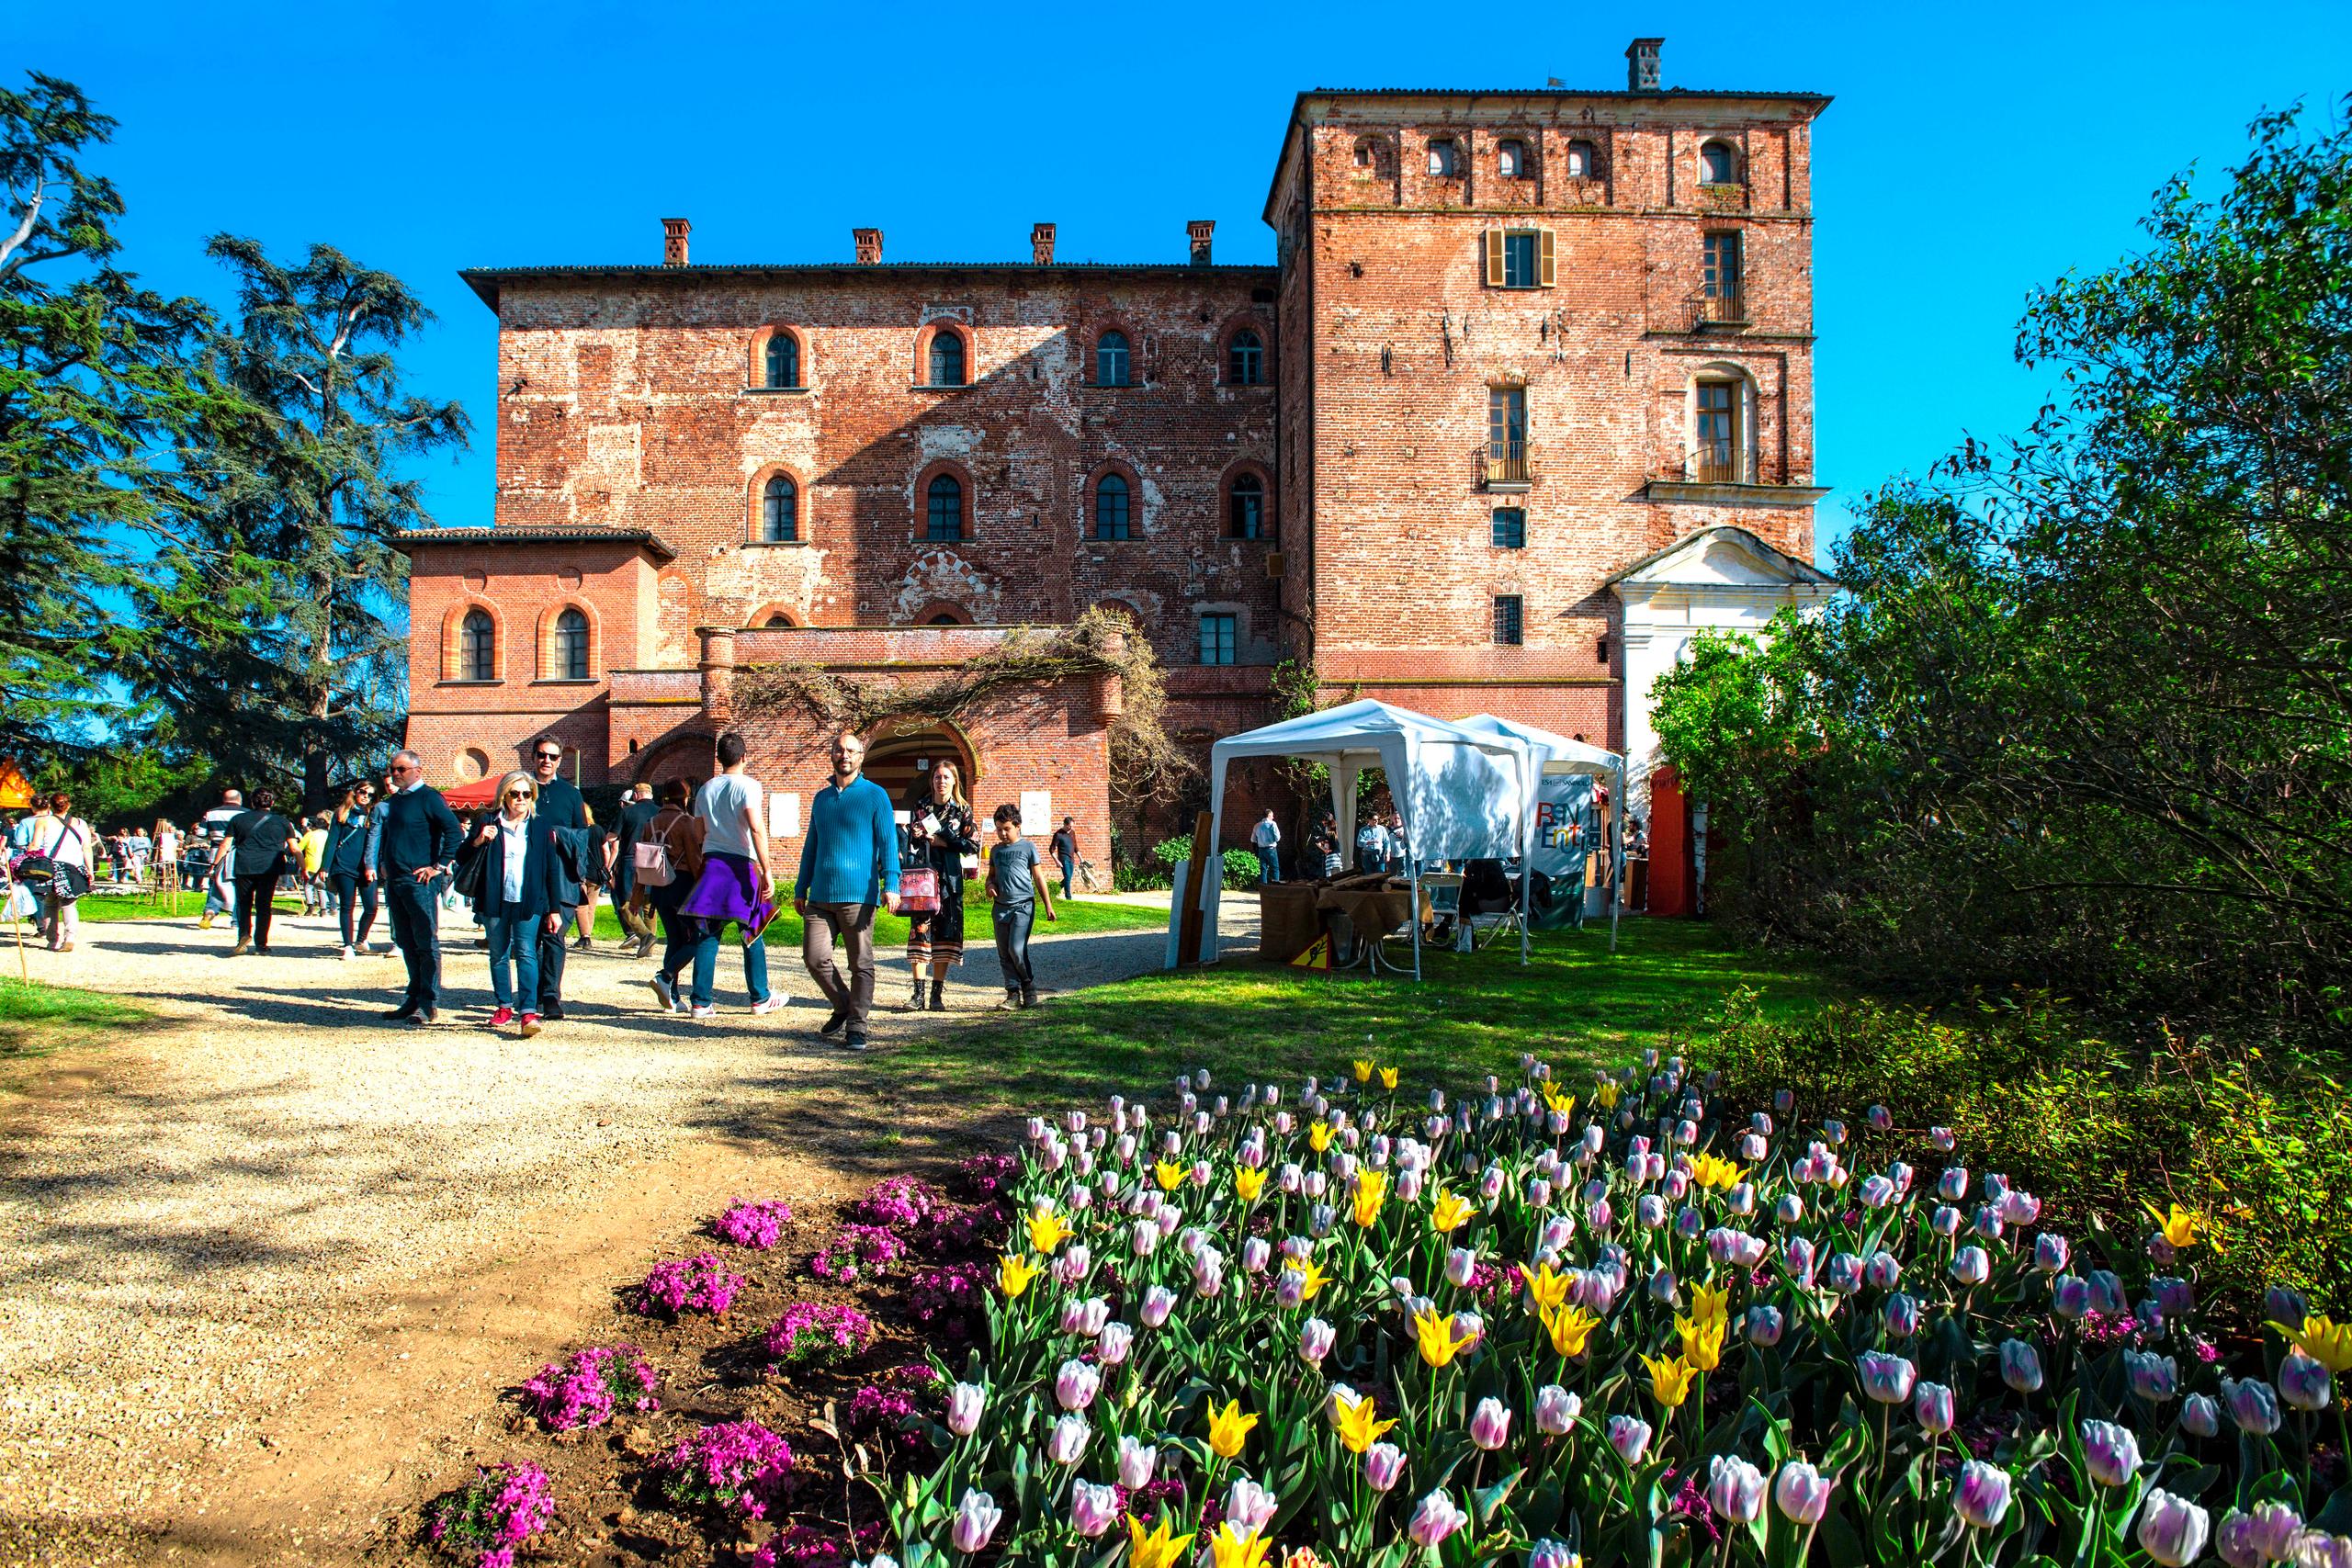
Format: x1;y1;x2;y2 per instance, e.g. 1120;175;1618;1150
1646;765;1693;918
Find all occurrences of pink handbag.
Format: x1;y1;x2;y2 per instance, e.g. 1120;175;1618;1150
899;866;941;912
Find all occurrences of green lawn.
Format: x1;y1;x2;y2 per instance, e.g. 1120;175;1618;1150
866;916;1860;1109
63;887;1169;942
0;976;149;1060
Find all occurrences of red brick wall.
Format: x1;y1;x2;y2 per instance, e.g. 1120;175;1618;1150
1267;94;1825;751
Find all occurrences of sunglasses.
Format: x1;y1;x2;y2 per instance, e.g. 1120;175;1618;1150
503;790;532;801
535;753;561;763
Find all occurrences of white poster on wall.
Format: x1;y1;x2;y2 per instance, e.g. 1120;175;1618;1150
770;792;802;838
1020;791;1053;836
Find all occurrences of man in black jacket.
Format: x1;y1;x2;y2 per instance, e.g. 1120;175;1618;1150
379;750;464;1024
526;739;589;1018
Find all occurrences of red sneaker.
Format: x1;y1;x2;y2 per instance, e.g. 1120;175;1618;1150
517;1012;543;1038
489;1006;514;1028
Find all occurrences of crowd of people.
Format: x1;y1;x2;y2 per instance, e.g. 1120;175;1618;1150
2;732;1068;1050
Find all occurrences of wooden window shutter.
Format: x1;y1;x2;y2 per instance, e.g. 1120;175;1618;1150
1539;229;1557;287
1484;231;1504;288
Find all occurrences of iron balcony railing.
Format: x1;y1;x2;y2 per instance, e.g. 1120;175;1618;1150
1693;288;1747;326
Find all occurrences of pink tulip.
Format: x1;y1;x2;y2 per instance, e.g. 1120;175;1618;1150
1469;1397;1512;1450
1774;1461;1832;1524
1408;1490;1467;1549
949;1488;1002;1554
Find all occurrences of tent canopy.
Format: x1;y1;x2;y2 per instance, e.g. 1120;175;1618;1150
1453;714;1623;784
1189;699;1535;969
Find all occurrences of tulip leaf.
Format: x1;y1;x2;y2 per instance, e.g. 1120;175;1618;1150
2312;1480;2352;1534
1472;1466;1523;1526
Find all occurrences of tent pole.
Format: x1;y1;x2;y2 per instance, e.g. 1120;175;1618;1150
1410;859;1421;981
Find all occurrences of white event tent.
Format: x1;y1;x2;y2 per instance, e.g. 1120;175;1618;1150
1454;714;1627;953
1190;699;1535;976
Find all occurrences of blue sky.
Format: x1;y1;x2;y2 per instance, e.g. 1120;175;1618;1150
11;0;2348;557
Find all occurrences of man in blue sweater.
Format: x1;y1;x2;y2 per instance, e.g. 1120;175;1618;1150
794;730;900;1051
378;750;465;1024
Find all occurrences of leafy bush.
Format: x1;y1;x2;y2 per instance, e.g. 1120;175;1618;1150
1699;988;2352;1315
1141;837;1263;889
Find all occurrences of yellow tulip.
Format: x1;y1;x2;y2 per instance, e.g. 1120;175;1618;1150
1129;1515;1195;1568
1284;1255;1332;1301
2143;1201;2205;1249
1677;1312;1726;1371
1025;1210;1071;1253
1688;1280;1732;1326
1351;1058;1374;1083
1413;1306;1476;1368
1331;1389;1399;1454
998;1251;1039;1298
2272;1313;2352;1376
1155;1159;1188;1193
1519;1262;1572;1314
1690;1153;1747;1191
1428;1188;1476;1235
1378;1066;1400;1090
1594;1080;1622;1110
1640;1351;1699;1407
1541;1302;1601;1359
1351;1170;1389;1228
1209;1525;1273;1568
1234;1165;1269;1202
1206;1398;1260;1458
1541;1087;1577;1118
1308;1120;1335;1154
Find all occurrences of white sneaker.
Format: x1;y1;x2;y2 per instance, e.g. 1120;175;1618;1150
649;973;676;1011
338;946;354;961
749;998;784;1017
690;1004;718;1021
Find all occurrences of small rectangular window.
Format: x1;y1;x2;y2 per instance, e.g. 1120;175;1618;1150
1703;231;1743;299
1198;612;1238;667
1501;231;1538;288
1491;508;1526;548
1493;595;1524;646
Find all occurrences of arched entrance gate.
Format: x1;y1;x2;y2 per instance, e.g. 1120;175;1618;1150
862;724;979;813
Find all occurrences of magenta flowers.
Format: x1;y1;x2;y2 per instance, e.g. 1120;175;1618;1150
631;1253;744;1319
712;1197;794;1249
764;1302;875;1368
658;1418;795;1521
426;1462;556;1568
517;1344;659;1431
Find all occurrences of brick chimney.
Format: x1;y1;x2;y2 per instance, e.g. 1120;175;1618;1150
1626;38;1663;92
1187;220;1215;266
662;218;690;266
854;228;883;265
1032;222;1056;265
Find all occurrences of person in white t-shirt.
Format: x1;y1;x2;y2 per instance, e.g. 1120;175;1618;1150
1250;809;1283;884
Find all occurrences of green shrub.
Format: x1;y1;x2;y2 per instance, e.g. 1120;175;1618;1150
1697;988;2352;1318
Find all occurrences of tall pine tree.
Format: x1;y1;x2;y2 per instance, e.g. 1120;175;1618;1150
135;239;469;807
0;73;215;761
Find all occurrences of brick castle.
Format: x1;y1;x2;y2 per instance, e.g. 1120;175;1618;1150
399;39;1837;886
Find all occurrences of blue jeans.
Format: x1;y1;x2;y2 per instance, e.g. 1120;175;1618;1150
484;914;542;1010
1257;847;1281;884
692;920;771;1008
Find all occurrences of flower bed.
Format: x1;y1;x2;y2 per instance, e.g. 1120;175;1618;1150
425;1462;555;1567
876;1054;2352;1566
517;1345;661;1432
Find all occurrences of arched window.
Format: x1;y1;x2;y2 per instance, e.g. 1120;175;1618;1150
551;608;590;681
459;609;495;682
926;474;964;540
1566;139;1598;178
1701;141;1738;184
1428;138;1460;177
1227;329;1264;386
761;474;798;542
762;612;795;628
1095;331;1131;387
1093;473;1131;540
764;333;800;389
925;612;964;626
1227;473;1266;540
1498;139;1529;179
927;329;967;387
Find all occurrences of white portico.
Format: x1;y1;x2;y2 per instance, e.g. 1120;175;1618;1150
1609;525;1840;808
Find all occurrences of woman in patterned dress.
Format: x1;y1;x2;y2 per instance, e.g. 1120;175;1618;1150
900;761;979;1012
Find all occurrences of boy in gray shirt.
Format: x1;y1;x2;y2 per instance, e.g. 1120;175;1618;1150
986;803;1057;1009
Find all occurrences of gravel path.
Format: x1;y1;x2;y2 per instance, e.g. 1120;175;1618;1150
0;894;1255;1565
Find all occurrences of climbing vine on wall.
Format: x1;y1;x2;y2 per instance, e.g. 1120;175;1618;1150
733;606;1193;805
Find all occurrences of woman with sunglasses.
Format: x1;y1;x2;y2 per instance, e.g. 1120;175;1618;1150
324;781;379;959
456;772;565;1037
